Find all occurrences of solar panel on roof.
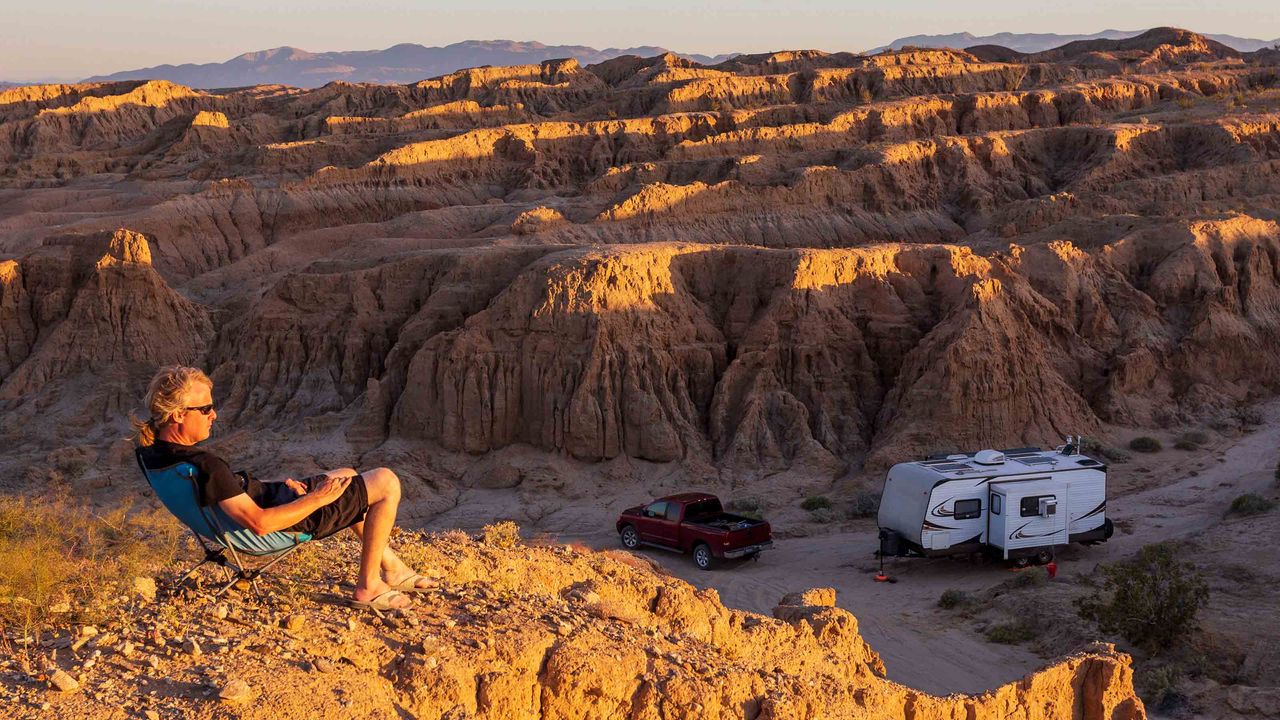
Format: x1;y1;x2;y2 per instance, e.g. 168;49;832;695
1016;457;1058;466
926;462;972;471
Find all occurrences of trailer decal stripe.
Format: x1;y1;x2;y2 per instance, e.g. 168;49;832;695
1011;521;1065;540
922;519;956;531
1074;500;1106;521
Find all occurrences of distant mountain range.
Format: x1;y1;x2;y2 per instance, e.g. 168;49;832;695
871;29;1280;54
82;40;737;89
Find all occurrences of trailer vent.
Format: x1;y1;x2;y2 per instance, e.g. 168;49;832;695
973;450;1005;465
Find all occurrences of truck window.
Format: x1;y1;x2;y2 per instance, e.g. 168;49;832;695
664;504;681;522
684;498;723;518
954;498;981;520
645;501;668;519
1020;495;1054;517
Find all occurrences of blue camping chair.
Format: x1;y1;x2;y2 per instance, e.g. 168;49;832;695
135;450;312;599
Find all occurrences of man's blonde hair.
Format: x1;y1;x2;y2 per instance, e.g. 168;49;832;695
131;365;212;447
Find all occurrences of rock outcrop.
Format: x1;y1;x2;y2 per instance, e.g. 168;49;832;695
5;528;1147;719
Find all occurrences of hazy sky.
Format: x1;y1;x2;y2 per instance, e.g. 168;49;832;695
2;0;1278;81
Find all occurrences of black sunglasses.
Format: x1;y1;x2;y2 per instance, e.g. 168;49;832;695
185;404;216;415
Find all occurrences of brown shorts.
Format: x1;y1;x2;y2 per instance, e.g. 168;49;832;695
283;473;369;540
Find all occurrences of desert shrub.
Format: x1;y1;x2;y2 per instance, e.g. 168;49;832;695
0;496;179;633
1228;493;1275;516
938;589;971;609
808;507;837;524
1076;542;1209;652
848;491;880;518
985;621;1034;644
1009;566;1049;589
1173;439;1199;451
48;447;91;479
1175;96;1196;109
481;521;521;549
801;495;832;511
1080;437;1131;463
1137;664;1191;716
1236;406;1264;428
1129;436;1163;453
726;496;764;520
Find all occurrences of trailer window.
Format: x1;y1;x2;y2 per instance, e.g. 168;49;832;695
991;495;1002;515
1020;495;1054;517
954;499;981;520
644;501;668;519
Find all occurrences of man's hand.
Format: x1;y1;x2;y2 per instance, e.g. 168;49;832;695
283;478;308;495
310;475;352;506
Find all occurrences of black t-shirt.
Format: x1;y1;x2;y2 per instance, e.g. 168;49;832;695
137;440;267;507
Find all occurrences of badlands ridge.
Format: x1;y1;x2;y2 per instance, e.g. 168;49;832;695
2;28;1279;476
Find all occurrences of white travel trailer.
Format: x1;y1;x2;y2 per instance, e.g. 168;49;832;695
876;440;1113;566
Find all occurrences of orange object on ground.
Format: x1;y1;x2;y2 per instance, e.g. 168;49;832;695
874;573;889;582
1046;562;1058;579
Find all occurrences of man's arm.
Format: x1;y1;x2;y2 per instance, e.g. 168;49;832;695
218;475;352;535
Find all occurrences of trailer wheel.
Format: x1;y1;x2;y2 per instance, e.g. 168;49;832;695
693;543;713;571
1035;549;1055;565
620;525;640;550
1011;556;1031;569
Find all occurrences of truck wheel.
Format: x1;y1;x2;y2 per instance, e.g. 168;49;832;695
693;544;713;571
1035;549;1055;565
620;525;640;550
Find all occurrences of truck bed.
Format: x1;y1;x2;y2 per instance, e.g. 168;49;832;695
685;513;764;532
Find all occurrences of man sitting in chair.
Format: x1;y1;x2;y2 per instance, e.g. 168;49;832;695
133;365;431;611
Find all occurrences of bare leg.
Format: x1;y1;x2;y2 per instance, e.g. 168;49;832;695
347;520;418;583
341;467;409;607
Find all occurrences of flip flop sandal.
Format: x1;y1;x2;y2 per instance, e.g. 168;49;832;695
349;589;411;613
388;573;436;594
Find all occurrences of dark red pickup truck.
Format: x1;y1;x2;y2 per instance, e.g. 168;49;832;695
615;493;773;570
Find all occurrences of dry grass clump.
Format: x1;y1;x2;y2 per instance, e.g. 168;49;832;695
481;521;521;549
0;496;180;633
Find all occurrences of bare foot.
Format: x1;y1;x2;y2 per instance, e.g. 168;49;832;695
385;569;434;590
353;580;412;609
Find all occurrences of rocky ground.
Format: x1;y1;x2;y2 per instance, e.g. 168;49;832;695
2;526;1143;720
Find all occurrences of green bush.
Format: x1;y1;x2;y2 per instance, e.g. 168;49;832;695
1076;543;1209;652
938;589;971;609
848;491;880;518
1228;493;1276;516
985;621;1034;644
1129;436;1163;453
801;495;832;511
1173;439;1199;451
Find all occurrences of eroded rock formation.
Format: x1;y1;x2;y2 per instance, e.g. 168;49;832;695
1;27;1278;474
